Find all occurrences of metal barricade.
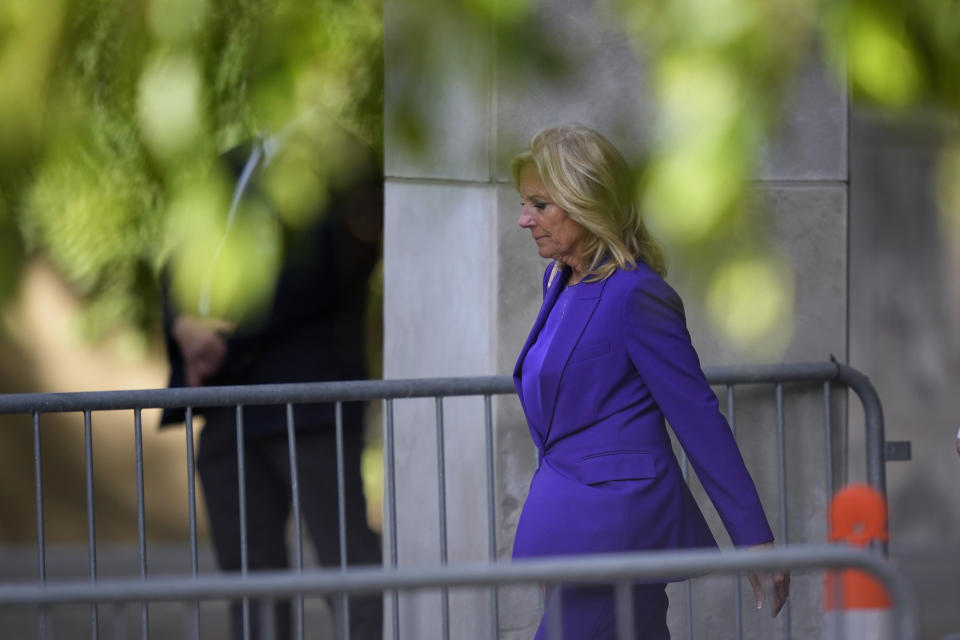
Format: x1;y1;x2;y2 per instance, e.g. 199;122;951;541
0;546;914;640
0;361;894;639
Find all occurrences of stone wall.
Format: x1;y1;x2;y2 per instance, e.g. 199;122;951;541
383;2;849;637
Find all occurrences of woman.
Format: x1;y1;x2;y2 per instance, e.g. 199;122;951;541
511;124;789;638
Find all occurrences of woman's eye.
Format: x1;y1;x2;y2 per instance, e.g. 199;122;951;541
534;202;546;210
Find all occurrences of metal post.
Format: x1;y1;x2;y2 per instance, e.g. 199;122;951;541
260;599;277;640
483;395;499;640
775;384;791;638
546;586;563;640
84;410;99;639
824;382;834;497
385;399;399;640
833;365;886;497
286;403;305;640
32;411;48;640
237;405;251;640
727;385;743;640
113;602;127;640
184;407;200;640
134;408;150;640
614;581;635;640
335;402;351;640
679;450;693;640
435;396;450;640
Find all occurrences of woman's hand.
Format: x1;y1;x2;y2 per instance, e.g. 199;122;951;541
747;541;790;617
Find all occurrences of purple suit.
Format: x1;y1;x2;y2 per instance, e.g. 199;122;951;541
512;262;773;638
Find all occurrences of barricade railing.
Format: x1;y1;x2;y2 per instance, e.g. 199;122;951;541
0;360;893;640
0;546;914;640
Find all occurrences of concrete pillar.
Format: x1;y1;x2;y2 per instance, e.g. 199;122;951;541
384;2;848;638
849;109;960;638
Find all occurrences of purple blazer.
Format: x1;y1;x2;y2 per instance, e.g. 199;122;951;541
512;262;773;562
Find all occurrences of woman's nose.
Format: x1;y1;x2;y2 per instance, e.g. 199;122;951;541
518;208;535;228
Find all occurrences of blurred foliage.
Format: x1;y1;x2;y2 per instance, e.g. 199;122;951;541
382;0;960;359
823;0;960;110
706;254;796;356
602;0;817;357
1;0;959;360
604;0;960;357
617;0;815;244
385;0;562;158
0;0;382;346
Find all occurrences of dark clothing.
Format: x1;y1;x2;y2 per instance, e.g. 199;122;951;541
161;137;384;639
160;140;382;437
198;415;382;639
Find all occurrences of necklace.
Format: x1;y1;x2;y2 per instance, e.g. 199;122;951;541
560;285;572;320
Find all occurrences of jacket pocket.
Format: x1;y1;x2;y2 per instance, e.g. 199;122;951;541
578;451;656;485
568;341;610;364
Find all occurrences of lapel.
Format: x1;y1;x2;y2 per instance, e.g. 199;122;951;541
538;276;606;445
513;265;568;434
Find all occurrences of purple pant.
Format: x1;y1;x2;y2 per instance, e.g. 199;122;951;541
534;583;670;640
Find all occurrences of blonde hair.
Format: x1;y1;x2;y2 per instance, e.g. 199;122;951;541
511;123;666;281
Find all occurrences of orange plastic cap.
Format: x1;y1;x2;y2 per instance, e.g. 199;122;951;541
828;484;888;546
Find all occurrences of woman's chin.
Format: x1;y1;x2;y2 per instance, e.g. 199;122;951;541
536;248;555;261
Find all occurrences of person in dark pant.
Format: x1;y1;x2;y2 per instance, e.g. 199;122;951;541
161;131;384;640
